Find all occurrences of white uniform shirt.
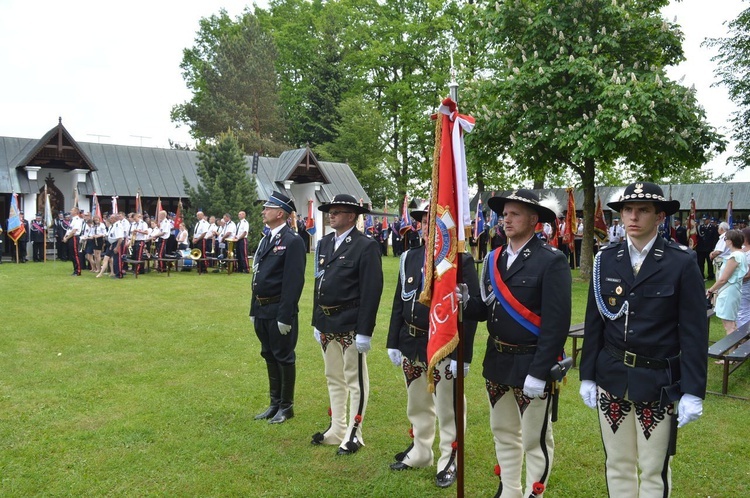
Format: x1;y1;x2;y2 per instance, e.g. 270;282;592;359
236;219;249;239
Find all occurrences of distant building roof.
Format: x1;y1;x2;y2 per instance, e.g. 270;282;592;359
1;122;370;206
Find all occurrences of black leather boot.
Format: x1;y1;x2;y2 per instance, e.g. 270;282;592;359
255;362;281;420
269;363;295;424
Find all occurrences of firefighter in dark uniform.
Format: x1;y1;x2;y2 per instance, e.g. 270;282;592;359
463;190;571;498
579;182;707;497
386;202;481;488
311;194;384;456
250;191;306;425
30;213;46;262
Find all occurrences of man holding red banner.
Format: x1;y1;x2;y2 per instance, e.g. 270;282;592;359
386;201;480;488
463;190;571;498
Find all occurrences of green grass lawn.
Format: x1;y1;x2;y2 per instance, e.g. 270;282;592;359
0;256;748;497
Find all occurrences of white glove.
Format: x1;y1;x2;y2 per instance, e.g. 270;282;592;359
677;394;703;428
355;334;371;353
454;283;469;307
387;348;402;366
449;359;470;378
579;380;598;409
250;316;255;325
314;328;322;345
522;375;547;398
277;322;291;335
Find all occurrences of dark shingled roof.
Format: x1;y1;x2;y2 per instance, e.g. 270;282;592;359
1;125;370;206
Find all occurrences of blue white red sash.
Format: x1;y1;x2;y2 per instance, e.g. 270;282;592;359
488;248;542;336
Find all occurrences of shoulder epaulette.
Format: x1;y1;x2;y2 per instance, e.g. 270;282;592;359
665;240;690;252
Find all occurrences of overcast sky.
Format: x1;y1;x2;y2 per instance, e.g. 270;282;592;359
0;0;747;181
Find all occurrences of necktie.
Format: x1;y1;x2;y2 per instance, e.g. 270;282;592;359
633;262;641;276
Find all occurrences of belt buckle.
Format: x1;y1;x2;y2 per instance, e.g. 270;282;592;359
623;351;637;368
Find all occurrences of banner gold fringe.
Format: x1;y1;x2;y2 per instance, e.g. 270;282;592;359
419;114;442;308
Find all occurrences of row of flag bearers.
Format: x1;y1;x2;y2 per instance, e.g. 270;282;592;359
250;180;708;497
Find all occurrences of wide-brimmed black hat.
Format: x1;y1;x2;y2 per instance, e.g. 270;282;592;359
410;201;429;221
263;191;296;214
607;182;680;216
487;189;557;224
318;194;370;214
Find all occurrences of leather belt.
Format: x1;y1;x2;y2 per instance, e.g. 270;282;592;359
256;295;281;305
605;343;671;369
493;338;536;354
407;323;428;337
319;300;360;316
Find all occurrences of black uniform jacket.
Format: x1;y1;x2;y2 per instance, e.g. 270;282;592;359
250;225;306;324
465;236;572;387
580;237;708;402
387;249;480;364
312;228;383;336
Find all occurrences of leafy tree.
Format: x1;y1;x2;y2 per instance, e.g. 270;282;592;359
184;131;263;242
464;0;725;278
706;5;750;169
172;10;288;156
258;0;356;149
316;95;390;205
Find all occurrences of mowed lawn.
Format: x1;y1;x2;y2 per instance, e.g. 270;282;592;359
0;254;748;497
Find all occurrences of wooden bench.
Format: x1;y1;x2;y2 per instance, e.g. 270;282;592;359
569;309;716;370
708;323;750;395
568;322;585;368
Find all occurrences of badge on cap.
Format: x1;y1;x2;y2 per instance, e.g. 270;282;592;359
633;183;643;193
615;285;623;295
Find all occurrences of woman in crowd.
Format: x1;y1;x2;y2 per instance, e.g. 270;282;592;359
735;228;750;330
707;229;748;339
176;222;189;250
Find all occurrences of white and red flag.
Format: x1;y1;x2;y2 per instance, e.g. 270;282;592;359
419;97;474;383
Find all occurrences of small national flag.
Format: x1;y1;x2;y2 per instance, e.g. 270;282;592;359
562;188;577;251
687;197;698;249
44;188;53;229
727;195;734;227
474;197;485;239
174;199;183;230
593;196;608;243
306;199;316;235
399;194;411;236
92;192;102;222
8;192;26;242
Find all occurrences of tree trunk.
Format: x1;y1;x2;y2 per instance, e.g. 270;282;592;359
579;157;596;281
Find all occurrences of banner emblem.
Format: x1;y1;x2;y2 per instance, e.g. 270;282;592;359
434;204;457;278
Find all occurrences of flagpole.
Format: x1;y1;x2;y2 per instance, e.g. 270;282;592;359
449;48;466;498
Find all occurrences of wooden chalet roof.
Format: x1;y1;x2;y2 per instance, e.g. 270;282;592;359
0;124;370;206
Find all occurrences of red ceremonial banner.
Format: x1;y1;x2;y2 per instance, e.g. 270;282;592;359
420;98;474;381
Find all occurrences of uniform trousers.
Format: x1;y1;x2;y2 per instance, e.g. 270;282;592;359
254;316;298;366
400;357;463;473
597;388;674;498
487;381;554;498
236;239;249;272
68;237;81;274
318;331;369;450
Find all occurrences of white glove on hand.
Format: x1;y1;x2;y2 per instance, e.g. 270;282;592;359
449;359;470;378
677;394;703;428
250;316;255;325
522;375;547;398
579;380;598;409
277;322;291;335
313;328;322;345
355;334;371;353
454;283;469;308
387;348;402;366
